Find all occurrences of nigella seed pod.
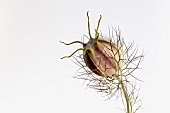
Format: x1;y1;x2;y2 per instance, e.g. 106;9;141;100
83;38;120;78
60;12;144;113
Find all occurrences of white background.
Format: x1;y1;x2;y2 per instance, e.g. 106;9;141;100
0;0;170;113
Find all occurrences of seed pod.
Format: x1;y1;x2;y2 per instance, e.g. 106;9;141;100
83;37;120;78
60;12;144;113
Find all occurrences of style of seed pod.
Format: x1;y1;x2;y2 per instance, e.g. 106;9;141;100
60;12;144;113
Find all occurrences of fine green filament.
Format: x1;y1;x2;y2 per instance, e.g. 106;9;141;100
61;48;84;59
87;12;92;39
60;41;84;45
95;15;102;40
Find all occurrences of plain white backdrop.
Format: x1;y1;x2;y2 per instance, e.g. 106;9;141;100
0;0;170;113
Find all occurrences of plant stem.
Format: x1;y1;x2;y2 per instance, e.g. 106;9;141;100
117;76;132;113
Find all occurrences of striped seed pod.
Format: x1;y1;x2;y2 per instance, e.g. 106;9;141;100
83;37;120;78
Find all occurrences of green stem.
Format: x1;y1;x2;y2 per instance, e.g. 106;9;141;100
117;76;132;113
